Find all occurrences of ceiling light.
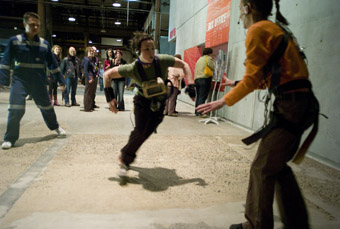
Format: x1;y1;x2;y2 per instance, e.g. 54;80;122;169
116;39;122;42
68;17;76;22
14;27;18;30
52;34;57;37
100;28;106;33
112;2;121;7
115;21;121;25
51;0;59;2
89;40;93;44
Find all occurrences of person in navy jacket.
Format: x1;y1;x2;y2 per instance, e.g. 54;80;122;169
0;12;66;149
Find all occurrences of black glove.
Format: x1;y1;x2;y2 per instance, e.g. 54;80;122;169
185;84;196;99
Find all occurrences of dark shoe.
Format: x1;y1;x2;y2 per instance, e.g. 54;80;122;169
65;104;71;107
168;113;178;117
230;223;242;229
93;105;100;108
72;103;80;106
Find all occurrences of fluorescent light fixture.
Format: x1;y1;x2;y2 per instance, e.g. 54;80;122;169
51;0;59;2
52;34;57;37
115;21;121;25
116;39;122;42
68;17;76;22
14;27;18;30
112;2;121;7
89;40;93;44
100;28;106;33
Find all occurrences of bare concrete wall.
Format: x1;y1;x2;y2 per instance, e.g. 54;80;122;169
169;0;340;170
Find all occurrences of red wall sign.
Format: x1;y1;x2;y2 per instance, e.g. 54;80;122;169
205;0;231;48
183;46;203;84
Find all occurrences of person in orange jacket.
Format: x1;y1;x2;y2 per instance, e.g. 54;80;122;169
197;0;319;228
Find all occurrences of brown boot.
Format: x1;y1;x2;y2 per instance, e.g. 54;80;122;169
53;94;60;106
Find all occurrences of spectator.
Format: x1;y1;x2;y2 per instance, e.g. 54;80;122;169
164;54;185;116
60;46;81;107
194;48;215;117
82;47;97;112
112;49;127;111
49;45;62;106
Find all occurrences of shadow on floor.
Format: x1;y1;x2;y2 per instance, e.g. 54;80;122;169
108;166;207;191
14;134;62;147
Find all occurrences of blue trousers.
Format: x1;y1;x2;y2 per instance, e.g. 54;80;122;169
112;79;125;110
64;77;78;105
4;78;59;145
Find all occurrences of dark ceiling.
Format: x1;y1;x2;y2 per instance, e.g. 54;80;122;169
0;0;154;50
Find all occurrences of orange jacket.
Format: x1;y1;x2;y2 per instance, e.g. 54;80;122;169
224;20;308;106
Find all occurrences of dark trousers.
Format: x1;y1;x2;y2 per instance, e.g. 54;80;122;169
164;86;179;114
84;78;97;111
120;95;165;166
244;92;317;229
48;80;58;96
64;77;78;105
112;79;125;110
4;78;59;144
194;77;212;114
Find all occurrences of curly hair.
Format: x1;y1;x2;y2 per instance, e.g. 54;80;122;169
51;45;62;59
129;31;153;55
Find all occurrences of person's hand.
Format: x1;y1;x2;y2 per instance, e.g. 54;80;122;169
224;76;236;87
108;99;118;114
59;85;66;92
196;98;225;114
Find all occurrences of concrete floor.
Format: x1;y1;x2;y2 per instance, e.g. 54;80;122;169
0;85;339;229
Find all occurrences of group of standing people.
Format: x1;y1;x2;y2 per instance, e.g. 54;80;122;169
49;44;83;108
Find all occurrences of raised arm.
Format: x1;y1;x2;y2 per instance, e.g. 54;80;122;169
103;66;122;87
173;58;194;85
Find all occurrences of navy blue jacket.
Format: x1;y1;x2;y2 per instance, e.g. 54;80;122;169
0;33;65;86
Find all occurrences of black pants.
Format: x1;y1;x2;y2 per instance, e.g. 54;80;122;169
195;77;212;114
121;95;165;166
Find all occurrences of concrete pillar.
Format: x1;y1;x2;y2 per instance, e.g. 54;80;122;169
45;4;53;44
37;0;46;39
154;0;161;53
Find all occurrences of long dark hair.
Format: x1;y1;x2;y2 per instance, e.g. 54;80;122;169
243;0;289;25
106;48;115;60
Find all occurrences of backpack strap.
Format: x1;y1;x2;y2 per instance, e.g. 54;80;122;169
263;27;290;94
136;55;162;82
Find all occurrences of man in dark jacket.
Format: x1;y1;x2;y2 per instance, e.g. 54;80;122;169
60;46;81;107
0;12;66;149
